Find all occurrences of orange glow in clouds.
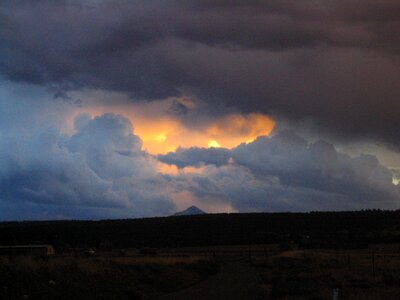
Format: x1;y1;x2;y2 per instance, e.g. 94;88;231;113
64;99;275;154
135;112;275;154
205;113;275;149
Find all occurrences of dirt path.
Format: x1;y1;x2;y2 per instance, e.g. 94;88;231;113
157;259;260;300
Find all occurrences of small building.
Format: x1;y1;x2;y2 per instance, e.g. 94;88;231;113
0;245;55;256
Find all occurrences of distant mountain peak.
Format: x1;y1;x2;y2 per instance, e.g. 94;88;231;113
173;206;206;216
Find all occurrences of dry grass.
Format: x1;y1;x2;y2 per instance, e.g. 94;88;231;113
0;253;219;300
253;247;400;299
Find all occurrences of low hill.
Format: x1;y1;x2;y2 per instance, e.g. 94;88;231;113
174;206;206;216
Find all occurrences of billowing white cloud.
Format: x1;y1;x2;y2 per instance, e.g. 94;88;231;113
0;104;176;219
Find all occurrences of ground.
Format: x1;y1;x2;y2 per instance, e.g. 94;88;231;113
157;259;259;300
0;245;399;299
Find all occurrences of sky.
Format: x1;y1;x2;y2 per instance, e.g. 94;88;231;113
0;0;399;220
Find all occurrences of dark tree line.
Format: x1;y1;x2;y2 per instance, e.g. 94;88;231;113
0;210;399;250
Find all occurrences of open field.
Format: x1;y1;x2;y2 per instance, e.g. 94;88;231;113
253;248;400;299
1;244;399;299
0;254;219;300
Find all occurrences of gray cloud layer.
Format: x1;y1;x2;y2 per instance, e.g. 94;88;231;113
163;130;400;211
158;147;231;168
1;1;400;146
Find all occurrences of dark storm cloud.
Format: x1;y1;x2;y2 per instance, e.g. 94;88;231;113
1;0;400;146
232;131;396;202
158;147;231;168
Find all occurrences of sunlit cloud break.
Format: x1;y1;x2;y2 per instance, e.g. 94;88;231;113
62;94;275;154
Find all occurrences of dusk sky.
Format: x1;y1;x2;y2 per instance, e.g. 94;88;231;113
0;0;399;220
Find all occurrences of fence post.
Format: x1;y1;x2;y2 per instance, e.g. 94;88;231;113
347;253;351;271
332;288;339;300
372;252;375;279
248;246;251;262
